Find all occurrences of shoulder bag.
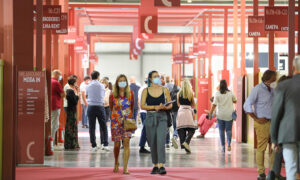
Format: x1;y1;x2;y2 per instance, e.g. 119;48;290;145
118;99;137;131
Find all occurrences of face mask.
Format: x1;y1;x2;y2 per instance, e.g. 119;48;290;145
58;75;62;81
270;82;277;89
153;77;162;85
118;81;127;88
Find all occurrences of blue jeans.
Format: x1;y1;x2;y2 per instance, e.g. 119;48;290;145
139;112;147;147
218;119;233;147
172;112;178;137
81;104;88;125
133;108;139;122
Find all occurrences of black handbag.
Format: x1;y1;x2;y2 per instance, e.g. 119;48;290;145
166;110;173;127
164;88;173;127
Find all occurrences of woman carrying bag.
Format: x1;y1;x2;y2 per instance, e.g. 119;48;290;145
109;74;136;174
141;70;172;175
208;80;237;153
176;79;197;154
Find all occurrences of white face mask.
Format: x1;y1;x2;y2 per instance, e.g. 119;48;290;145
58;75;62;81
270;82;277;89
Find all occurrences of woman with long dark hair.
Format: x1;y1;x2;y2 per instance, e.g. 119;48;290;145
141;70;172;175
208;80;237;153
109;74;135;174
64;77;80;150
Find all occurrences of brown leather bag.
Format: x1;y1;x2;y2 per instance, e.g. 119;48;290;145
118;100;137;131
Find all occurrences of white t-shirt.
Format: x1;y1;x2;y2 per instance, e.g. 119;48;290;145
80;82;87;105
138;85;147;113
63;83;70;107
213;91;237;121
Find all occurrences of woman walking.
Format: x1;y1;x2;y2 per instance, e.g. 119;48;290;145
176;79;197;154
64;77;80;150
208;80;237;153
141;70;172;175
109;74;135;174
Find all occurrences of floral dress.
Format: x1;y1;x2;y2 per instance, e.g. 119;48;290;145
110;91;135;142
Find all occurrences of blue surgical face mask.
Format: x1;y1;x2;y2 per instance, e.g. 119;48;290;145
118;81;127;88
153;77;161;85
58;75;62;81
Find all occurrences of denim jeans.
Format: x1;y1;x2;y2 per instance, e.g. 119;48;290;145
172;112;178;137
81;104;88;125
87;105;108;147
139;112;147;147
133;108;139;122
218;119;233;147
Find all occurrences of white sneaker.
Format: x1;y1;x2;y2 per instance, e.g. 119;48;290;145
102;146;110;152
91;147;98;152
171;138;179;149
101;144;104;150
97;145;102;150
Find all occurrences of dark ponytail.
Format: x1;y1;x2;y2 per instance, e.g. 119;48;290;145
219;80;229;94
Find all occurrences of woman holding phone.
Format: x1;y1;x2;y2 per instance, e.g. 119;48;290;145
141;70;172;175
176;79;197;154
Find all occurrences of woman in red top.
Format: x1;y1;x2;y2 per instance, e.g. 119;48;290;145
109;74;135;174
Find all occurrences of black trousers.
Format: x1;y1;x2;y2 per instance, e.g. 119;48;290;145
87;105;108;147
178;128;195;148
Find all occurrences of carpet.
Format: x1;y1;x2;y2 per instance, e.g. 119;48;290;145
17;167;262;180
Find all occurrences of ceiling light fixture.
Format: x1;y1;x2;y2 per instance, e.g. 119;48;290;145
187;0;192;3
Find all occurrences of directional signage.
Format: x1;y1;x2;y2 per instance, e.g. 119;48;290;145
265;6;298;31
54;13;68;34
248;16;267;37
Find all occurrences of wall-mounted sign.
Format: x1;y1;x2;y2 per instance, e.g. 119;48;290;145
172;54;193;64
89;53;98;64
17;71;45;164
154;0;180;7
248;16;267;37
197;78;209;116
265;6;299;31
54;13;68;34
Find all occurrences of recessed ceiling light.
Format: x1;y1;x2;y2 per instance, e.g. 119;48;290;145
187;0;192;3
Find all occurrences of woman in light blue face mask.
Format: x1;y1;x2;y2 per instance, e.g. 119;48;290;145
141;71;172;175
109;74;135;174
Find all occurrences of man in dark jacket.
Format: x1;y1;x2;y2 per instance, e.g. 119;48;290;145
271;56;300;180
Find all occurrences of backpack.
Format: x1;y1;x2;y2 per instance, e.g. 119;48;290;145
170;85;180;112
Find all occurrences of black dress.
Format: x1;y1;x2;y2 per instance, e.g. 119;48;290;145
64;89;79;150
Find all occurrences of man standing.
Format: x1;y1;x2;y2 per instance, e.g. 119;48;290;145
51;70;65;142
80;76;91;128
244;70;277;180
129;76;140;122
271;56;300;180
138;78;150;153
86;71;109;152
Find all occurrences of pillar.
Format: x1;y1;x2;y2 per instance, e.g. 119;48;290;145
288;0;295;76
253;0;260;85
268;0;275;70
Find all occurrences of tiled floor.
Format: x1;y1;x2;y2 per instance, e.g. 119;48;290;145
43;123;268;169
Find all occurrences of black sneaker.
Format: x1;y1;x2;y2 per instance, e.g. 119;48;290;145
139;147;151;154
258;173;266;180
150;167;159;174
158;167;167;175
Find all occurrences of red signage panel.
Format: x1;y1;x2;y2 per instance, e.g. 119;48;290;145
248;16;267;37
54;13;68;34
42;5;61;29
17;71;45;164
89;53;98;64
154;0;180;7
197;78;209;117
264;6;298;31
140;15;158;34
198;42;208;55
